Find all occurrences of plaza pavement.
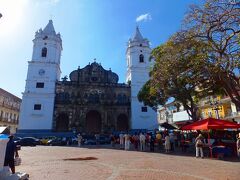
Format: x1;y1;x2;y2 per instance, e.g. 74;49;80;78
16;145;239;180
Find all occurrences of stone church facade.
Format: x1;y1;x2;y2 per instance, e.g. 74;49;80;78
53;62;130;133
18;20;157;135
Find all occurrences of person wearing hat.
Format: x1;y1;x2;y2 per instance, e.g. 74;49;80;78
237;133;240;158
4;135;19;174
195;134;204;158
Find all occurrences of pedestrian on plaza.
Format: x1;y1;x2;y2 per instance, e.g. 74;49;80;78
110;134;116;147
236;133;240;158
139;133;146;151
156;131;162;151
77;133;82;147
133;132;139;150
195;134;204;158
119;132;124;149
165;133;170;153
4;135;19;174
124;132;130;150
169;132;175;151
150;134;155;152
95;133;100;145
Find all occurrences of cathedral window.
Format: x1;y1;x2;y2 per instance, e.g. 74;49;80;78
139;54;144;63
36;82;44;88
34;104;41;110
41;47;47;57
141;106;147;112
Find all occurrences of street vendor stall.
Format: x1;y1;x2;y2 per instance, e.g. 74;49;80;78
181;118;240;158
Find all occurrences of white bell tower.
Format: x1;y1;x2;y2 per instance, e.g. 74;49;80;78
126;27;157;130
18;20;62;133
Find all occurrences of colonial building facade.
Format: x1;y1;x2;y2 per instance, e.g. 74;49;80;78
0;88;21;133
18;20;157;134
54;62;130;133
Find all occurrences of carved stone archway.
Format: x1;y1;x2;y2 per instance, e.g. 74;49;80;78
56;113;69;132
86;110;102;133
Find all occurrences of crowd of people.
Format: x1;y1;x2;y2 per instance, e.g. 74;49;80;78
108;131;183;153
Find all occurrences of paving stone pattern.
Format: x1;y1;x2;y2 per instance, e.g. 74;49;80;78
16;146;239;180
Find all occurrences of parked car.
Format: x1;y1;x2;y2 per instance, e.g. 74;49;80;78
16;137;40;146
40;136;56;145
83;135;96;145
47;137;67;146
13;136;22;144
99;135;111;144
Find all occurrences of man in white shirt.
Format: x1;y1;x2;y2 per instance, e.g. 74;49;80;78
124;133;130;150
139;133;146;151
119;132;124;149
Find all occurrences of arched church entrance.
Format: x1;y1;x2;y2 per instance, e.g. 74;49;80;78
86;110;102;133
56;113;69;132
117;114;128;131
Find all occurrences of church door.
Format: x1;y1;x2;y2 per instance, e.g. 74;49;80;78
86;110;102;133
117;114;129;131
56;113;69;132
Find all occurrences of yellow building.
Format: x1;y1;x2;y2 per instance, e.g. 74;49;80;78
199;95;232;119
0;88;21;133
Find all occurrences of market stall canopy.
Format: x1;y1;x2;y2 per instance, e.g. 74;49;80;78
0;126;10;134
181;118;240;130
160;122;177;130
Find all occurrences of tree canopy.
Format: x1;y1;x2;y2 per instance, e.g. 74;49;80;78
138;0;240;120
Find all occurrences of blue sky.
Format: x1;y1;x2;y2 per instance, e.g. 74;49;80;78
0;0;199;98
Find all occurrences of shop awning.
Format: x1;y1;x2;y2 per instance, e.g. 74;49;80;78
181;118;240;130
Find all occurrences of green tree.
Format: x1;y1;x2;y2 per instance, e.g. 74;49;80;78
184;0;240;107
139;35;215;120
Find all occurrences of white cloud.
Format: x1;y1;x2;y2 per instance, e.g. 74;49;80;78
50;0;60;4
136;13;152;22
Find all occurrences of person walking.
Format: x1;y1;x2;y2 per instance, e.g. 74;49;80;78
139;133;146;151
4;135;19;174
77;133;82;147
195;134;204;158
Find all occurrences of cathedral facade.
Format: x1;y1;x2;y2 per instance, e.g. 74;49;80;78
18;20;157;135
54;63;130;133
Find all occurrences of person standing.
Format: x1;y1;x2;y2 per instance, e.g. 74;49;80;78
150;134;155;152
133;132;139;150
169;132;175;151
124;133;130;150
237;133;240;158
95;133;100;145
4;135;19;174
139;133;146;151
195;134;204;158
110;134;116;147
119;132;124;149
165;133;171;153
77;134;82;147
156;132;162;151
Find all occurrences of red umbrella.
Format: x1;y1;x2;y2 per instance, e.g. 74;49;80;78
181;118;240;158
181;117;240;130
